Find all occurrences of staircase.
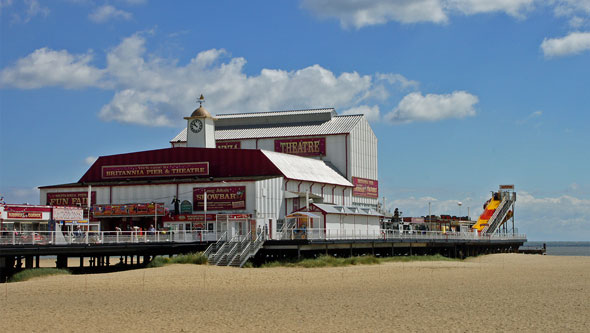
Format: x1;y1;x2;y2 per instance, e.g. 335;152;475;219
482;192;515;234
206;232;265;267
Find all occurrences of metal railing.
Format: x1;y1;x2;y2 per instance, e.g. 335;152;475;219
0;229;527;246
275;228;527;241
0;230;218;246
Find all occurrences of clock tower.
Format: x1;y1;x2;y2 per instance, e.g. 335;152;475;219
184;94;216;148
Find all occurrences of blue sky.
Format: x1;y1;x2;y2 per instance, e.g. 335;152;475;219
1;0;589;241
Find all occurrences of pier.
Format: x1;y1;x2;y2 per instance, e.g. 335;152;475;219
1;230;526;281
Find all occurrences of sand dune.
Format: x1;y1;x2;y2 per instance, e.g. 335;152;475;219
1;254;588;332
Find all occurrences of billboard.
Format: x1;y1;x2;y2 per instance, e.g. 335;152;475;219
7;212;43;219
92;203;165;217
193;186;246;211
52;207;84;221
101;162;209;180
47;192;96;206
352;177;379;198
274;137;326;156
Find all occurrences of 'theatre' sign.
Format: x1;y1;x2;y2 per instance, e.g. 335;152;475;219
193;186;246;211
274;137;326;156
352;177;379;198
101;162;209;179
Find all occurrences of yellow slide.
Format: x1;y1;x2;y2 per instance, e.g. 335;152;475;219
472;197;501;232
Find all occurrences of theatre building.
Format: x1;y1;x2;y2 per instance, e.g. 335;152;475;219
170;107;379;208
38;102;381;237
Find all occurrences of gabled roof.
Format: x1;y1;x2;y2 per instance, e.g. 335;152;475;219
41;147;352;188
170;114;363;142
261;150;352;187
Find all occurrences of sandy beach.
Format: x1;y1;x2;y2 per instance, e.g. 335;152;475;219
1;254;588;332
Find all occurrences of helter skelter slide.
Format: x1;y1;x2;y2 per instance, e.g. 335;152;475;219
472;185;516;234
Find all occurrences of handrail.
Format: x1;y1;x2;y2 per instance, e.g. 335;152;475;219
0;229;527;246
204;231;228;257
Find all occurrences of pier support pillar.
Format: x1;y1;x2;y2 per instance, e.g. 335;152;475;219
56;255;68;269
35;255;40;268
297;245;301;260
25;256;33;269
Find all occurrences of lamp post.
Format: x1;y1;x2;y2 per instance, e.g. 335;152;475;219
203;190;207;234
153;202;157;231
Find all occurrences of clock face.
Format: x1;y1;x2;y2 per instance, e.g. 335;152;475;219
190;119;203;133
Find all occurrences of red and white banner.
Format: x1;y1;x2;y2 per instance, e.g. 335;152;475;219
193;186;246;211
52;207;84;221
7;212;43;219
352;177;379;198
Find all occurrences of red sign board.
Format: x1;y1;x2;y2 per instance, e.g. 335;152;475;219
101;162;209;180
92;203;165;217
193;186;246;211
216;141;241;149
7;212;43;219
47;192;96;206
352;177;379;198
274;137;326;156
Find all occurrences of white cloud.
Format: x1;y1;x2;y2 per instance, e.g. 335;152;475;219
8;0;49;24
89;5;132;23
552;0;590;17
84;156;98;165
0;0;13;14
301;0;448;28
515;191;590;240
301;0;590;30
376;73;419;89
385;91;478;124
568;15;585;27
517;110;543;124
541;31;590;57
386;191;590;240
301;0;540;28
342;105;381;122
447;0;535;17
0;33;472;127
0;48;105;89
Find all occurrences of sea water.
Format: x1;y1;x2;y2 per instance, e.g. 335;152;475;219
523;241;590;256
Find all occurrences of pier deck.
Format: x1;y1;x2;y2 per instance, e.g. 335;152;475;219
1;230;526;281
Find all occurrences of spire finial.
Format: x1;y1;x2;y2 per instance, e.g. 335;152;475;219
198;94;205;107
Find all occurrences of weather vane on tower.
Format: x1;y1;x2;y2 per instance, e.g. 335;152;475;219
197;94;205;107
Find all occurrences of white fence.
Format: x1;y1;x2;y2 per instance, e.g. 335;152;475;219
276;228;526;241
0;229;527;246
0;230;218;246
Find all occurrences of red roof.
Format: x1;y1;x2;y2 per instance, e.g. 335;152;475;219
79;147;283;183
